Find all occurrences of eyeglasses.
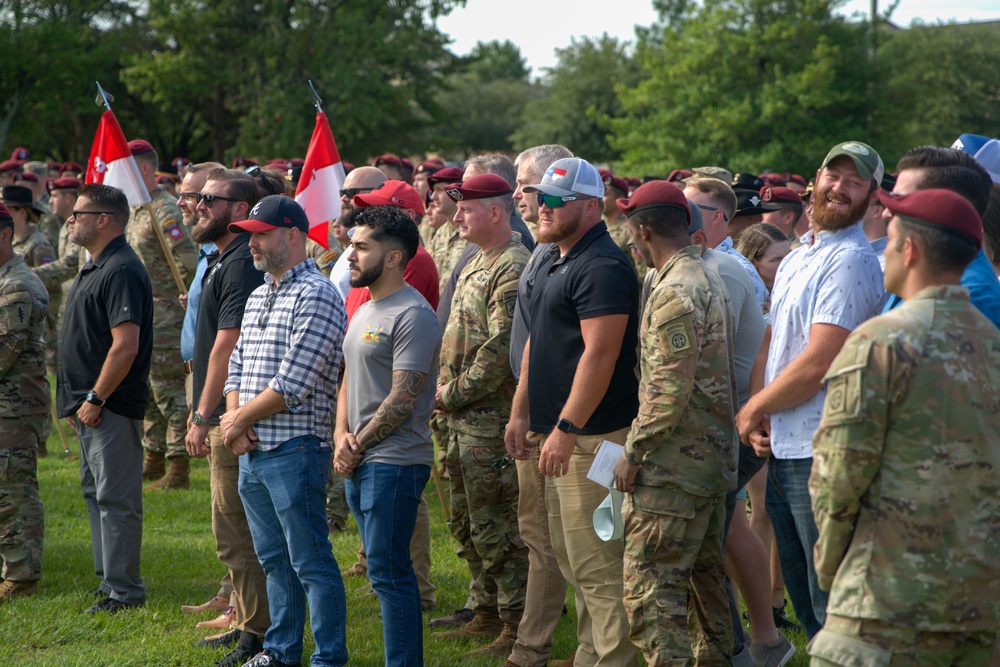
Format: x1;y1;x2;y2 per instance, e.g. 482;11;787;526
695;203;729;222
70;210;112;218
178;192;200;203
257;289;278;330
536;192;594;210
339;187;376;199
197;192;239;208
245;166;277;196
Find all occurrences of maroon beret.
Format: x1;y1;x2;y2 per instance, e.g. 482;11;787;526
288;158;304;168
598;168;613;181
10;147;30;161
232;157;259;168
0;159;22;172
0;202;12;223
877;188;982;248
444;174;514;202
172;156;191;168
616;180;690;224
667;169;693;182
61;161;84;175
760;173;787;186
787;173;808;187
626;177;641;189
355;180;425;217
601;173;629;196
760;186;801;205
47;177;82;194
416;159;444;176
14;172;38;183
374;153;402;168
401;158;413;169
127;139;155;155
426;166;465;187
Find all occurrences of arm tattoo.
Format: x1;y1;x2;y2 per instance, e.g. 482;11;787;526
357;370;427;451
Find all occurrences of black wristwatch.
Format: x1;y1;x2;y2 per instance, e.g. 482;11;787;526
556;418;581;435
85;390;106;407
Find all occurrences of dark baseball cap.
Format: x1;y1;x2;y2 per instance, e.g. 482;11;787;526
228;195;309;233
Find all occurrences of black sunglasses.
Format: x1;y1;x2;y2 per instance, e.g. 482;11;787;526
245;166;277;196
339;187;376;199
257;290;278;330
197;192;239;207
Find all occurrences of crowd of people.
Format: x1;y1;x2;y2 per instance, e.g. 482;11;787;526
0;131;998;667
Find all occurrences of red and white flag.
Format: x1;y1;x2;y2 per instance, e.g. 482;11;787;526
295;111;346;249
85;110;150;207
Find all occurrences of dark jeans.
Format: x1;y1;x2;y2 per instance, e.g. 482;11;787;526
346;461;430;667
239;435;348;666
766;457;827;639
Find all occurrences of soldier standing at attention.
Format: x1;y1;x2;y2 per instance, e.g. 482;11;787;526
611;182;739;665
0;203;48;603
808;188;1000;666
125;139;198;490
432;175;530;655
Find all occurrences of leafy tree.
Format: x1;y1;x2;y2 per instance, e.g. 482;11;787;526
511;35;640;164
466;39;531;83
611;0;874;176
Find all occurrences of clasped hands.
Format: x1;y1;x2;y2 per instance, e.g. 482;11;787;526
333;431;363;478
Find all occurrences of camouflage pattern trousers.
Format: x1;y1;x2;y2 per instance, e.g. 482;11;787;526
809;614;996;667
445;429;528;624
143;346;190;460
0;418;45;582
622;492;732;667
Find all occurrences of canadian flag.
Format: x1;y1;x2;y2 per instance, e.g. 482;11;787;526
85;110;150;207
295;111;346;249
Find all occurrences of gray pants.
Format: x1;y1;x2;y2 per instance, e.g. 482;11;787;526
79;409;146;605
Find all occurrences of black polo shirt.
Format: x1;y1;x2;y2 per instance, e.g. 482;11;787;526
192;233;264;419
526;221;639;435
57;234;153;420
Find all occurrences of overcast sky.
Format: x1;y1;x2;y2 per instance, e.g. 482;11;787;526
435;0;998;74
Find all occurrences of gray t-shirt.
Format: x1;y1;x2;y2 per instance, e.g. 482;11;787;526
344;285;441;467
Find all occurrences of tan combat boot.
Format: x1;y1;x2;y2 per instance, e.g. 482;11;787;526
432;611;504;641
0;580;38;603
147;457;190;490
142;450;166;481
463;622;518;657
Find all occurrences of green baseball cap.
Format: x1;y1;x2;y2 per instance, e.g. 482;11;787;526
822;141;884;185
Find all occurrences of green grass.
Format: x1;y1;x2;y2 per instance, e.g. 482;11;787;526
1;429;811;666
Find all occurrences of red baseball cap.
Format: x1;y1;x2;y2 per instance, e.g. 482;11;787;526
444;174;513;202
877;188;982;248
354;180;425;216
127;139;155;155
617;180;690;224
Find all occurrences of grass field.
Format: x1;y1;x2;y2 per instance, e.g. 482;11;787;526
1;429;811;666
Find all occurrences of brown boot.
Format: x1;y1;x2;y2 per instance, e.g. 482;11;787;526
142;450;166;481
147;457;190;490
0;580;38;603
462;623;518;657
551;650;577;667
432;611;504;641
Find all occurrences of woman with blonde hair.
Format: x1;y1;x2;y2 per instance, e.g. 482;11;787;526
736;223;791;293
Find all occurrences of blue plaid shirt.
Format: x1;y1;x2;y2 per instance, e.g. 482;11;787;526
225;258;347;450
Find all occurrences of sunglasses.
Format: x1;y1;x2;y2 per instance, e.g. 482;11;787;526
70;210;113;218
245;166;277;196
536;192;594;209
339;187;376;199
257;289;278;330
197;192;239;207
694;203;729;222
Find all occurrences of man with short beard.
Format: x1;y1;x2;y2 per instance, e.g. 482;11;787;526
184;169;270;666
735;142;886;640
328;167;386;302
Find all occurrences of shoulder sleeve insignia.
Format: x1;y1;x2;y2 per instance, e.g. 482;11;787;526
502;290;517;319
164;220;182;240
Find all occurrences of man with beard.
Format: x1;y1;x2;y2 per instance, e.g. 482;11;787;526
184;169;270;666
329;167;386;303
333;205;440;667
507;157;640;667
736;142;886;640
223;196;348;667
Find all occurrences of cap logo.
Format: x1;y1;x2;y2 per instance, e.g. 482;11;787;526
762;188;773;201
841;142;869;156
546;166;567;178
250;201;263;216
750;195;761;206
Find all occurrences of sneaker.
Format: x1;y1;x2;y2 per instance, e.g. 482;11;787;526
86;586;109;599
84;596;142;614
0;580;38;603
428;607;475;628
731;643;756;667
197;627;241;648
215;631;263;667
240;650;300;667
750;633;796;667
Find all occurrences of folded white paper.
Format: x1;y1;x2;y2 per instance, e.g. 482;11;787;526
587;439;624;489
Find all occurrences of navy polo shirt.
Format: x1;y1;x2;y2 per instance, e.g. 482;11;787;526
57;234;153;420
526;221;639;435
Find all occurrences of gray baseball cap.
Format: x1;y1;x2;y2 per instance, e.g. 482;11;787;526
523;157;605;199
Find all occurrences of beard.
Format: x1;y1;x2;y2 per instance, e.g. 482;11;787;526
350;258;385;288
811;187;870;232
340;205;363;232
68;224;96;248
536;207;583;244
252;237;291;274
191;206;232;243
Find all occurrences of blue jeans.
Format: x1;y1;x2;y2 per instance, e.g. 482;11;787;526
346;461;430;667
238;436;347;667
766;457;828;639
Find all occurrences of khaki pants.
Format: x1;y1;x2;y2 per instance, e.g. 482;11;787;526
544;427;637;667
810;615;995;667
208;429;269;638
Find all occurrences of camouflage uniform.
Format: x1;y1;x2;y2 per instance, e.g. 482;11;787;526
432;224;467;296
606;214;647;281
418;218;435;248
808;285;1000;667
622;245;737;666
438;235;530;625
36;211;62;250
0;255;48;583
13;229;56;438
126;188;197;464
307;237;337;278
33;219;83;369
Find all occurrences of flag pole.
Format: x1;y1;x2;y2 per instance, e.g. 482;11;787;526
308;80;323;113
94;83;187;295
